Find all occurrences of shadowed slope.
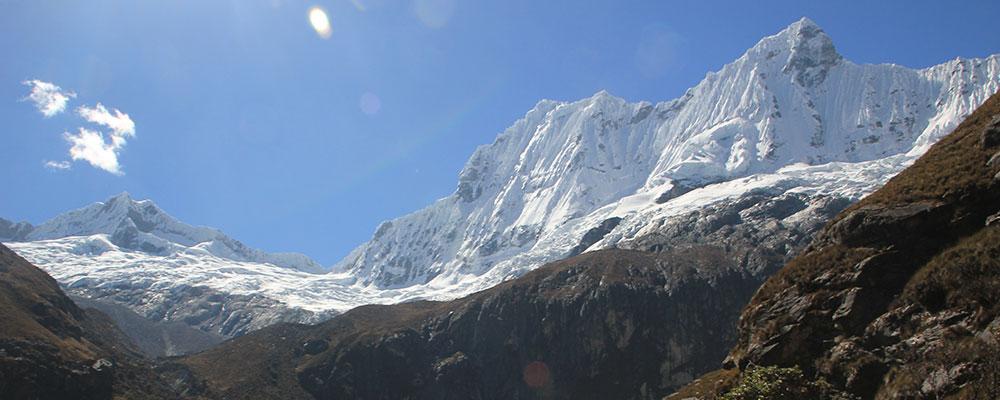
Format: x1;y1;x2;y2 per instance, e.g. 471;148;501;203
175;248;762;399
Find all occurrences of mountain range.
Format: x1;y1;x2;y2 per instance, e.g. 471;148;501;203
5;85;992;400
4;18;1000;340
3;17;1000;399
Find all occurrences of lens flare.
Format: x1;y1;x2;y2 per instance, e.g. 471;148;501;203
309;7;332;39
634;23;680;78
360;92;382;116
413;0;455;28
522;361;550;388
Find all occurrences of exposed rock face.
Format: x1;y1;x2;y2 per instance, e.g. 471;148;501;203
567;217;622;257
672;92;1000;399
67;283;324;338
616;191;852;278
175;249;764;400
0;218;33;241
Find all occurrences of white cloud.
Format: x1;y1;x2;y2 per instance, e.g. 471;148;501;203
64;103;136;175
18;81;137;175
43;160;71;171
77;103;135;137
64;127;126;175
21;80;76;117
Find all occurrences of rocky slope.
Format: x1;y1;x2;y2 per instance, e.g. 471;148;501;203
0;244;177;399
169;248;766;400
669;92;1000;399
70;295;225;358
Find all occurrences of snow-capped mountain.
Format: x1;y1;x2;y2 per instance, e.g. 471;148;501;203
5;18;1000;336
4;192;324;274
333;18;1000;293
1;193;336;336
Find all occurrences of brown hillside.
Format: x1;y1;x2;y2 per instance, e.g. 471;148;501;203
0;244;178;399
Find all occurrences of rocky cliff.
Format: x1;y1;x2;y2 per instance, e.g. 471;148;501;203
670;92;1000;399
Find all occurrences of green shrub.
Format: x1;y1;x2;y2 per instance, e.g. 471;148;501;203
720;365;830;400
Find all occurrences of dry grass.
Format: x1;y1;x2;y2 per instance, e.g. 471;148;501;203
0;244;97;361
897;225;1000;316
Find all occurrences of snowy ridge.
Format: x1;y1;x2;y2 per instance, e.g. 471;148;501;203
7;235;359;313
8;192;324;274
333;18;1000;295
5;18;1000;329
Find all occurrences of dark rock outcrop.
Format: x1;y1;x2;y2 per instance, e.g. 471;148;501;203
619;191;852;279
567;217;622;257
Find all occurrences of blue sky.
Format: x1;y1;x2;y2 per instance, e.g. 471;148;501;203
2;0;999;266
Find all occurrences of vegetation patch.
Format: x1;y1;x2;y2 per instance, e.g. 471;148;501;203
719;365;831;400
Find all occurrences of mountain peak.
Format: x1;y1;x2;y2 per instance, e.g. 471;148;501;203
788;16;820;33
591;89;613;98
108;191;133;203
101;191;138;214
745;17;842;87
13;193;326;273
586;89;626;108
776;17;828;45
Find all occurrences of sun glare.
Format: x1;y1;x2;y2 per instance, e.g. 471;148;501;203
309;7;332;39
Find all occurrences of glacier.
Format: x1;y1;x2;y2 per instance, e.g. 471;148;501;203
5;18;1000;336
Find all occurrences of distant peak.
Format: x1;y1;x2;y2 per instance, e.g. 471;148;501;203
789;16;820;32
593;89;613;98
788;18;833;48
768;17;837;54
107;191;133;204
587;90;626;107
